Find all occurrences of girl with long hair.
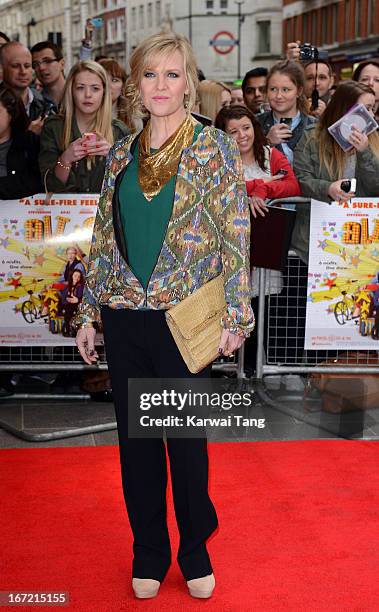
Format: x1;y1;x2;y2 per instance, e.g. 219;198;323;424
197;79;231;123
257;60;315;165
39;60;129;193
97;58;139;131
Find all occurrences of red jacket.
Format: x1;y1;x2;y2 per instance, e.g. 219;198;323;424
245;147;300;200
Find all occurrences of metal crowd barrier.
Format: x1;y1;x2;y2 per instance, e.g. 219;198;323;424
253;197;379;438
0;341;245;442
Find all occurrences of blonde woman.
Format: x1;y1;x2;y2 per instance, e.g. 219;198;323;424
198;79;231;123
39;60;129;193
75;32;253;599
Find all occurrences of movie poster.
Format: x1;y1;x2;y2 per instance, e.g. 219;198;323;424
0;194;98;346
305;197;379;350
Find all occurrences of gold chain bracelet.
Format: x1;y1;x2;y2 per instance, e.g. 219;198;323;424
56;158;72;171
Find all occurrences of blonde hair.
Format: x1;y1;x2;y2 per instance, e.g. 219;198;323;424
60;60;114;150
198;80;232;123
126;31;199;121
315;80;379;178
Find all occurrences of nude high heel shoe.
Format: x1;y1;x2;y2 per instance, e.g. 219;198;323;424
187;573;215;598
132;578;160;599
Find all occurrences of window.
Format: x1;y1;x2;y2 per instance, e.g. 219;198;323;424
206;0;214;11
147;2;153;28
331;3;338;42
220;0;228;10
257;21;270;54
345;0;351;39
139;5;145;29
117;15;125;41
321;7;328;44
355;0;361;36
156;1;161;26
303;12;309;42
367;0;376;34
131;7;137;30
107;18;116;43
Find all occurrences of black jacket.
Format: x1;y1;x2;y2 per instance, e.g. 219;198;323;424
0;130;42;199
257;110;316;157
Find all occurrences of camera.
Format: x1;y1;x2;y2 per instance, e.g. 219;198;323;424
299;43;329;62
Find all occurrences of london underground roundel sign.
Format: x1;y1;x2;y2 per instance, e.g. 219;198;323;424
209;31;238;55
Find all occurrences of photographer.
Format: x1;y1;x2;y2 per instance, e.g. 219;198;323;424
286;41;334;118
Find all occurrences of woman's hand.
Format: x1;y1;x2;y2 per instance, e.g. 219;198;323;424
328;180;356;201
348;126;369;152
266;123;292;145
76;326;99;365
83;134;112;157
67;296;79;304
61;137;87;165
249;196;269;218
28;116;45;136
218;329;245;357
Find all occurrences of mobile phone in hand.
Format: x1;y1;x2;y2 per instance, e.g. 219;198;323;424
83;132;97;144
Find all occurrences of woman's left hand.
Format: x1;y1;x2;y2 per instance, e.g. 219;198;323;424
348;126;369;152
83;135;112;157
218;329;245;357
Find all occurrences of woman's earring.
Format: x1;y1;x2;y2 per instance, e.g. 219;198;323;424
184;94;189;110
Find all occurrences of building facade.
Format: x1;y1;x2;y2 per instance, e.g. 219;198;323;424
0;0;283;80
282;0;379;79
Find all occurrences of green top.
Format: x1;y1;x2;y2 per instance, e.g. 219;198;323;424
119;123;202;289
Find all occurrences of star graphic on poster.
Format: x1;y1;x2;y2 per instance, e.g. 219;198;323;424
324;278;336;289
0;237;9;248
351;255;361;267
318;240;327;249
8;277;22;289
33;253;46;266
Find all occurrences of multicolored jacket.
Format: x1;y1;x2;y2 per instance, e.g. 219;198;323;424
73;121;255;337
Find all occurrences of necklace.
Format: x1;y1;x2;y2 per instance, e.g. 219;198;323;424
138;115;195;201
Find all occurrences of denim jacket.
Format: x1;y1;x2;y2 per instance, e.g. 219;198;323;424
73;122;255;337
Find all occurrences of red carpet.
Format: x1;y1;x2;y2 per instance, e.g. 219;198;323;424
1;441;378;611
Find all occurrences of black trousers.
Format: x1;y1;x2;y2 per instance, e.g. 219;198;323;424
101;307;218;582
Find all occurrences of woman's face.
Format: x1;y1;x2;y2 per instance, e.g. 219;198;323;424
109;75;123;104
72;271;81;285
220;88;231;110
73;70;104;115
357;64;379;101
357;92;376;117
0;101;12;141
267;73;300;117
225;116;255;156
140;49;188;121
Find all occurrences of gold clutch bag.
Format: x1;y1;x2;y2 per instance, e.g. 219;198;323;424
165;275;226;374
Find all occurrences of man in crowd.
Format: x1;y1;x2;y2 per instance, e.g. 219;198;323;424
286;41;334;117
242;67;268;114
31;41;65;114
0;41;45;133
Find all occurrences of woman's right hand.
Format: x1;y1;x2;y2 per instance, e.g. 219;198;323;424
327;180;356;201
249;196;269;218
61;137;87;165
266;123;292;145
76;326;99;364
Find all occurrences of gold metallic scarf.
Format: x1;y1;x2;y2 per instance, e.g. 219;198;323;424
138;115;195;201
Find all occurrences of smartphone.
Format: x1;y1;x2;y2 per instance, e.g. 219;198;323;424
90;17;104;27
83;132;97;144
279;118;292;126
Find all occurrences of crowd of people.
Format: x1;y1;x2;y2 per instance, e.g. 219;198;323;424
1;26;379;600
0;28;379;379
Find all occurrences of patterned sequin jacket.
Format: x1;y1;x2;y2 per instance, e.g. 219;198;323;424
73;121;255;337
